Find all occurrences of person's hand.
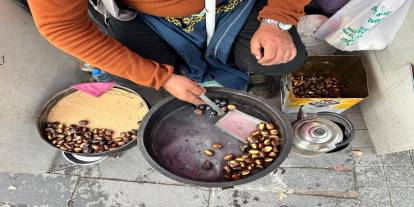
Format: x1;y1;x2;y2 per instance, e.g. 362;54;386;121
250;24;297;66
163;74;206;105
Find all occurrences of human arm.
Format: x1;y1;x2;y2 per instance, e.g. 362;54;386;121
28;0;204;104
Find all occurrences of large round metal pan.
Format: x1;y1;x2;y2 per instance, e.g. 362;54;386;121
138;87;293;188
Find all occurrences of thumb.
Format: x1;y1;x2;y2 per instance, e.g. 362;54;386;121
250;39;263;61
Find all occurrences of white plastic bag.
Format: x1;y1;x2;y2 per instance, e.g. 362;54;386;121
315;0;412;51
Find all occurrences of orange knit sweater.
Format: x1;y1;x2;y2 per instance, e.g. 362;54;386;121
28;0;310;89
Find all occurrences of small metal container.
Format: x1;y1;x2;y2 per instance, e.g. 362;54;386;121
291;106;348;157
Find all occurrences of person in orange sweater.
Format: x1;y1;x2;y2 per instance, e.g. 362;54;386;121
28;0;310;105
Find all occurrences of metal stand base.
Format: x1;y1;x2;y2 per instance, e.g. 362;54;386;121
62;152;107;165
291;146;322;157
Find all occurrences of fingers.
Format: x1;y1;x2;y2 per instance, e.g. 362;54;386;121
258;41;276;65
260;43;297;66
250;38;263;61
266;47;290;66
163;74;207;105
271;46;288;66
185;93;205;105
185;82;205;105
191;84;206;96
289;47;297;61
187;91;205;105
282;48;292;63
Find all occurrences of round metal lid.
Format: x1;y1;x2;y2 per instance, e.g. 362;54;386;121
294;118;343;145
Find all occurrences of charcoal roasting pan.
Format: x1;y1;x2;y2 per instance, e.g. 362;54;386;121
138;87;293;188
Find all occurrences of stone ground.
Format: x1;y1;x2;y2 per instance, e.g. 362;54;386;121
1;1;414;207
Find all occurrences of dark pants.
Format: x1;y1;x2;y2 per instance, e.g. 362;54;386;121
106;1;306;83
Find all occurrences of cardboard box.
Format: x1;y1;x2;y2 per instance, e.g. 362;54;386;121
281;56;369;114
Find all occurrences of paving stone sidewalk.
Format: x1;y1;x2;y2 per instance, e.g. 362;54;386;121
1;91;414;207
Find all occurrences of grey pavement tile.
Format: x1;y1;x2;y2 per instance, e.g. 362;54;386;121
279;168;355;194
47;152;101;178
351;130;374;148
353;148;382;167
281;146;354;168
236;168;355;195
48;151;77;172
0;0;87;174
358;187;391;207
356;167;386;187
384;167;414;187
98;147;179;185
0;172;78;207
210;189;359;207
234;170;289;193
346;112;367;130
72;178;209;207
389;187;414;207
51;164;101;178
0;202;33;207
382;151;413;167
411;150;414;165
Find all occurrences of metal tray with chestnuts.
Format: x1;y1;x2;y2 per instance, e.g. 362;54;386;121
43;120;138;154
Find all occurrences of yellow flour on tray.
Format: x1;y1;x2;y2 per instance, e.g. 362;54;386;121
47;88;149;137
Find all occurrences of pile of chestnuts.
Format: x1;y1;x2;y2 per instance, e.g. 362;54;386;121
43;120;137;154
